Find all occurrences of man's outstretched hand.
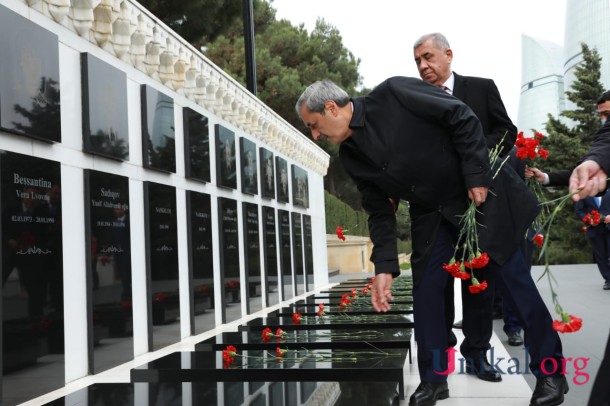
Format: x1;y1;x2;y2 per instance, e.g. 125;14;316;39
371;273;394;312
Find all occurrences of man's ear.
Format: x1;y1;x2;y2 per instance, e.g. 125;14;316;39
325;100;337;116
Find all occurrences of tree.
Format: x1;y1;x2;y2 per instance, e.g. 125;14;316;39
541;43;604;264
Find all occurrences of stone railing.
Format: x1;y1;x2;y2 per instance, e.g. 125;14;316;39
21;0;329;176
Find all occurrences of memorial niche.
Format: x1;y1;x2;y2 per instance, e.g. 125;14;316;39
291;213;305;296
262;206;279;306
303;215;314;291
259;147;275;200
183;107;210;182
242;202;261;315
141;85;176;173
215;124;237;189
240;138;258;195
143;182;179;350
186;190;215;335
84;170;133;374
0;5;61;143
0;151;63;404
291;165;309;208
275;157;289;203
218;197;240;323
278;210;293;300
81;53;129;160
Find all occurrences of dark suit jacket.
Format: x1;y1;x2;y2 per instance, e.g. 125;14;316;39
582;120;610;173
339;77;539;284
453;73;517;156
575;191;610;238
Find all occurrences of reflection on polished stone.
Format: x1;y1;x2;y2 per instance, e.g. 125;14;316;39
278;210;293;300
186;191;215;334
291;213;304;296
43;381;399;405
291;165;309;208
183;107;210;182
141;85;176;173
130;349;407;399
275;157;289;203
262;206;279;306
240;138;258;195
243;202;262;315
238;313;414;331
0;5;61;142
215;125;237;189
81;53;129;160
259;148;275;199
195;328;412;351
303;215;314;291
218;198;241;323
143;182;179;350
85;170;133;373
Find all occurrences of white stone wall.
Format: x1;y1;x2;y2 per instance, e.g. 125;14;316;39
1;0;330;384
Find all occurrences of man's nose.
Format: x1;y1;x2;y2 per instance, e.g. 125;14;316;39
311;129;321;140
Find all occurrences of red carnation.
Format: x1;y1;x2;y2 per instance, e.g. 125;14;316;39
552;314;583;333
533;234;544;248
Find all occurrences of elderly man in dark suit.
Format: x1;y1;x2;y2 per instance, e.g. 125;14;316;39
413;32;524;379
296;78;568;406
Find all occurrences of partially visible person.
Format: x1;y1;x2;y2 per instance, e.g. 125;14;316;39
296;78;568;406
527;90;610;186
575;189;610;290
414;32;522;368
567;124;610;406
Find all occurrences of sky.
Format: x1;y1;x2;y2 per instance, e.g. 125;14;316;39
270;0;567;126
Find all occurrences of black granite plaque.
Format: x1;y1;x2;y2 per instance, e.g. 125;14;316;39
215;125;237;189
218;198;240;323
291;165;309;208
302;215;314;291
0;5;61;143
278;210;293;300
0;151;63;403
259;148;275;199
143;182;179;350
183;107;210;182
84;170;133;373
141;85;175;173
291;213;305;296
275;157;289;203
242;203;261;315
261;206;278;306
186;191;215;335
81;53;129;160
240;138;258;195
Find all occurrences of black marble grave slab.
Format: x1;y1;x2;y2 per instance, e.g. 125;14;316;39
274;307;412;317
130;349;408;399
186;191;215;334
195;328;411;352
238;314;414;332
84;170;133;373
42;381;400;405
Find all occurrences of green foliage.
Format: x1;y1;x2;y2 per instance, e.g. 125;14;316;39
324;191;368;236
541;43;605;264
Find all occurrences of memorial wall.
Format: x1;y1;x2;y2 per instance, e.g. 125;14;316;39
0;0;329;404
